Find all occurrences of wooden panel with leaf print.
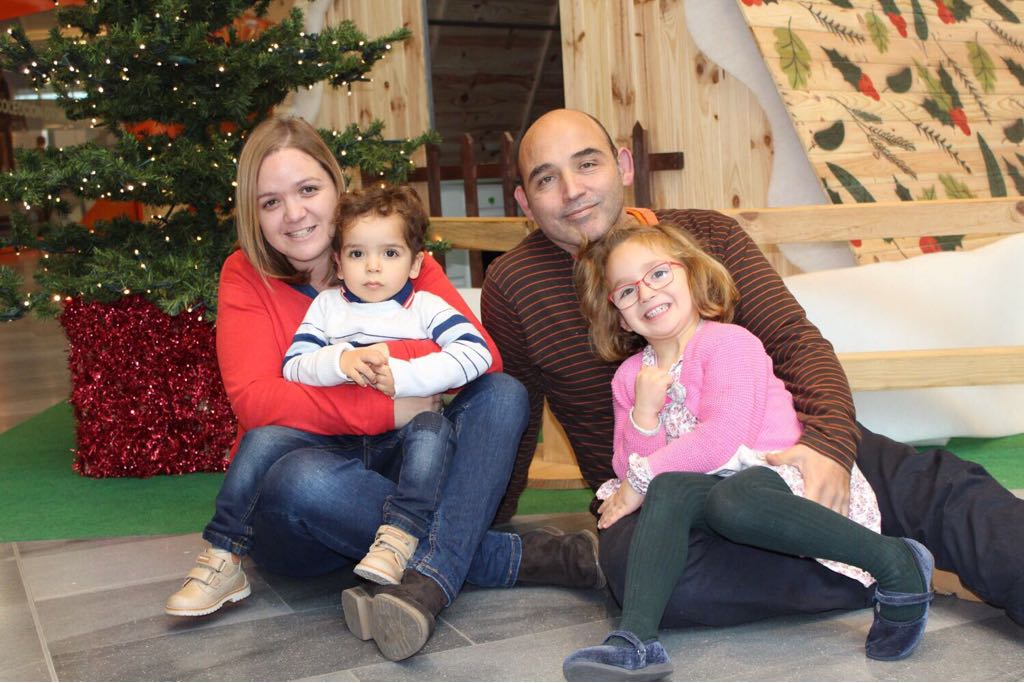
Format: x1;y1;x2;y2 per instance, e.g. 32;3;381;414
737;0;1024;261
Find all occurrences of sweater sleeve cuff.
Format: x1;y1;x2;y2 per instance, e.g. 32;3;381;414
799;427;856;472
626;453;655;495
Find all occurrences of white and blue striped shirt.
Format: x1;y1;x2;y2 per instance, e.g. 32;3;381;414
282;280;491;398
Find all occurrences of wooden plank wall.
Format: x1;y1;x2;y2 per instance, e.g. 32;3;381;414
265;0;432;188
558;0;775;213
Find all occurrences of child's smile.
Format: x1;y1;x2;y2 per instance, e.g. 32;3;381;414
605;240;701;361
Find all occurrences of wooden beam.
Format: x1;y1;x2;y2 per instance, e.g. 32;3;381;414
425;143;442;217
632;122;652;209
408;162;506;183
840;346;1024;392
725;197;1024;244
428;216;534;252
501;131;518;217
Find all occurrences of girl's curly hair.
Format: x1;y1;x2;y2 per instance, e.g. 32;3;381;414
574;222;739;361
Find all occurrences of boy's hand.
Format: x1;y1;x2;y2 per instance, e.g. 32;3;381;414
597;479;645;529
372;363;396;397
340;344;390;387
633;366;672;430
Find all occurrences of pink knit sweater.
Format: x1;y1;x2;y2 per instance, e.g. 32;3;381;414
611;320;804;479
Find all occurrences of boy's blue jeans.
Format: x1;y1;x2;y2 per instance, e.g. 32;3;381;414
202;373;528;604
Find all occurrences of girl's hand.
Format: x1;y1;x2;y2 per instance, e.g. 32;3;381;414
597;479;645;529
633;366;672;429
340;344;390;387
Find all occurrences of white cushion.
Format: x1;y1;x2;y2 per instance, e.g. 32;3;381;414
784;233;1024;443
460;233;1024;443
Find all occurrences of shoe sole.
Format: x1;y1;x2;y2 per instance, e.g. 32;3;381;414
341;586;434;661
564;660;673;681
353;563;402;586
342;586;375;640
165;581;251;617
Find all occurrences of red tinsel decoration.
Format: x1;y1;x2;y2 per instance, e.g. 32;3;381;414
60;296;236;477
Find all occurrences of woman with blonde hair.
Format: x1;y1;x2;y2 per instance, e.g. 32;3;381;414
165;116;604;662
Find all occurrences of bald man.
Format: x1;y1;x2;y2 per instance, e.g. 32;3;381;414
481;108;1024;627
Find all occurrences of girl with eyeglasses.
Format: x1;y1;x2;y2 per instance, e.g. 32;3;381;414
563;222;934;681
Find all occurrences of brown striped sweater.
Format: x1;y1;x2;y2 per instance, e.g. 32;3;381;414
481;208;859;523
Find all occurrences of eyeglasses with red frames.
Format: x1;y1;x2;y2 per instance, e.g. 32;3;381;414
608;261;684;310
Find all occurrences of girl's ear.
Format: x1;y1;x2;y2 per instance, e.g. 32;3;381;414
618;313;633;333
409;250;426;279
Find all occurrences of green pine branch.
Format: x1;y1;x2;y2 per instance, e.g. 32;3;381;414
0;0;433;322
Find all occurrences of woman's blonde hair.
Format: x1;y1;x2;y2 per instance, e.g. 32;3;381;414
235;115;345;283
574;222;739;361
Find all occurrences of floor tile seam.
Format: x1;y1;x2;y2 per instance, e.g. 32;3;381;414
46;606;301;660
437;614;477;647
12;544;59;682
30;570;191;602
343;615;617;681
13;535;195;559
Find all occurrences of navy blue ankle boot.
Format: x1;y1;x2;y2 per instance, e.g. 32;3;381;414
563;630;673;681
865;537;935;661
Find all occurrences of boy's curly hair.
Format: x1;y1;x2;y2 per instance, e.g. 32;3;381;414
574;222;739;362
332;184;429;256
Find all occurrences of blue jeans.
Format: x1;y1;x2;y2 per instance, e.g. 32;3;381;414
382;411;457;538
204;373;529;605
205;410;456;551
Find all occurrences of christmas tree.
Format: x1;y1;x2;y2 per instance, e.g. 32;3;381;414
0;0;434;321
0;0;435;477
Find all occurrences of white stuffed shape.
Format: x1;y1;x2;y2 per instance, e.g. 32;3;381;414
784;233;1024;443
458;234;1023;444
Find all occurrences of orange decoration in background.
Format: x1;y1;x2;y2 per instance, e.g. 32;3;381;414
123;121;185;140
211;12;271;44
0;0;86;22
81;199;144;229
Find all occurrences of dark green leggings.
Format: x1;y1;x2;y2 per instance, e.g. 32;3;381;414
616;467;925;642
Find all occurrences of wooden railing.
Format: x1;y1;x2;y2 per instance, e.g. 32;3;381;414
429;196;1024;393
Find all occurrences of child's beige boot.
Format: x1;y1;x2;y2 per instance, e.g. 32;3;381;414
354;524;419;585
165;547;250;616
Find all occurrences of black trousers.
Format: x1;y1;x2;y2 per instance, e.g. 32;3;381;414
599;423;1024;627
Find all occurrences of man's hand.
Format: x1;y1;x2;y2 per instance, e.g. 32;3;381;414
393;395;442;428
339;343;390;388
597;479;645;529
765;444;851;515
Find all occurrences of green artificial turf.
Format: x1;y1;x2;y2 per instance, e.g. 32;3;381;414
0;402;594;541
2;401;1022;542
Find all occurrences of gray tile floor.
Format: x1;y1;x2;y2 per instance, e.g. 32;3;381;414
3;511;1024;682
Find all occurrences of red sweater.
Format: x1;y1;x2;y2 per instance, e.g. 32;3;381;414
216;249;501;450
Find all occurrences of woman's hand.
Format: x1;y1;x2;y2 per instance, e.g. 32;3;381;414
597;479;645;529
393;394;442;428
633;366;672;429
340;343;390;387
